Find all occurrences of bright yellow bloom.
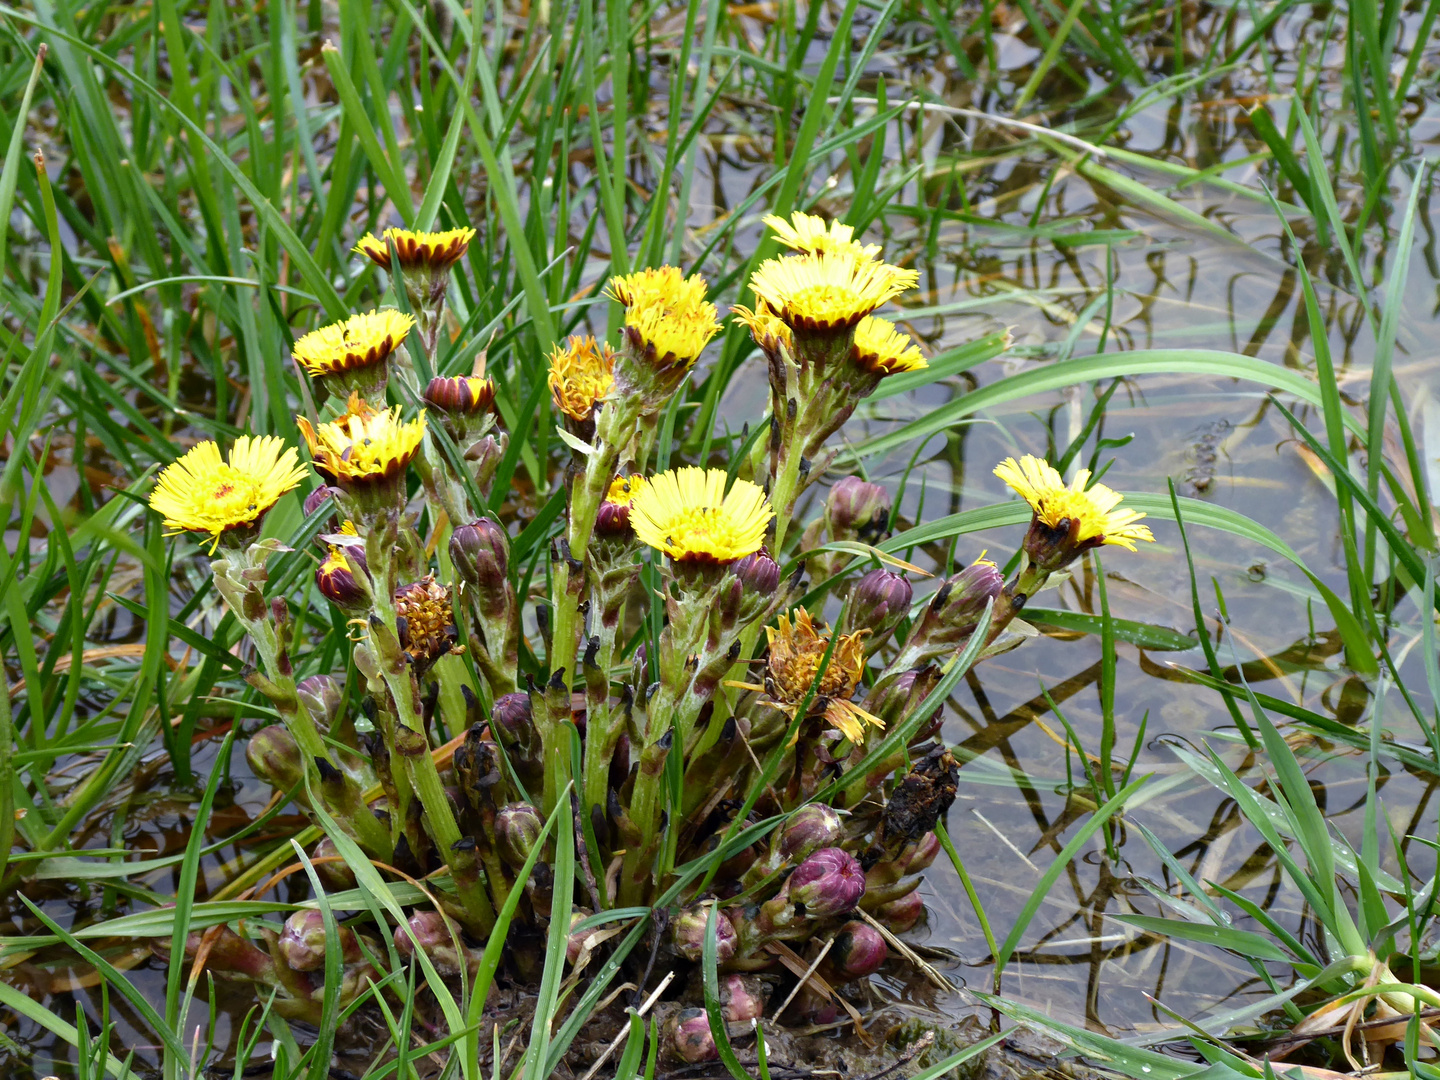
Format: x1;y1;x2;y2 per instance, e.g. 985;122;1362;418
605;266;710;312
355;227;475;271
765;608;880;744
731;302;794;357
547;335;616;421
292;309;415;377
748;252;918;333
630;466;772;564
994;455;1154;551
297;396;427;487
852;315;927;375
763;211;881;262
605;475;646;506
149;436;308;552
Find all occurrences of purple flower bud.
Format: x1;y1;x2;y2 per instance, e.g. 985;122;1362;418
595;498;633;537
827;920;887;980
277;910;361;972
874;890;925;933
732;550;781;595
719;974;767;1022
849;568;912;635
495;803;543;869
394;911;476;977
566;908;592;966
777;805;843;862
672;905;737;963
296;675;342;729
667;1008;718;1063
303;488;338;541
826;477;891;544
910;560;1004;652
246;725;302;791
449;518;509;590
491;693;537;753
316;547;366;610
788;848;864;919
424;374;495;415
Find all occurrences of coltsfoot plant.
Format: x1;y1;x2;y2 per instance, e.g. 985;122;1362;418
146;212;1154;1047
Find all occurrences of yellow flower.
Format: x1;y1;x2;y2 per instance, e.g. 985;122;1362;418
852;315;927;375
762;211;881;262
355;227;475;272
994;455;1154;552
606;474;646;506
297;396;427;487
731;302;794;357
765;608;881;744
748;252;918;333
606;266;721;370
548;335;616;421
424;374;496;415
292;309;415;378
149;436;308;552
630;466;772;564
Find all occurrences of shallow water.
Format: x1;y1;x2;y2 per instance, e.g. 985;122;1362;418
10;0;1440;1075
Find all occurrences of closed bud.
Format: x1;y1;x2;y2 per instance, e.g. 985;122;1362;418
904;831;941;874
495;803;544;869
826;477;890;544
296;675;343;729
788;847;864;919
849;568;912;635
827;920;887;980
719;973;767;1022
450;518;509;590
491;693;537;752
777;804;843;862
424;374;495;415
594;498;632;537
874;890;924;933
312;837;356;891
672;905;737;963
303;487;338;540
732;550;780;596
277;910;361;972
909;560;1004;654
246;725;302;791
316;548;366;610
667;1008;718;1064
394;910;477;976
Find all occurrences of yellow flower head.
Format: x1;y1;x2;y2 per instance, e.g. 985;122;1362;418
994;455;1155;552
355;227;476;272
606;474;646;506
765;608;880;744
630;466;773;564
606;266;721;370
852;315;927;375
731;302;794;358
748;252;918;333
149;436;308;552
548;335;616;421
297;396;427;487
763;211;881;262
597;474;646;537
292;309;415;378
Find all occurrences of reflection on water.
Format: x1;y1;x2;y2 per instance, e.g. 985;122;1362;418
10;0;1440;1072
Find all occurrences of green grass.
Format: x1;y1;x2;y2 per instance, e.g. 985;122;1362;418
3;0;1440;1077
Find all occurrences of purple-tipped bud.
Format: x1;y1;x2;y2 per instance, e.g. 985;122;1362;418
849;568;912;635
732;550;781;595
874;890;925;933
296;675;343;729
719;974;767;1022
595;498;633;537
828;921;888;980
394;911;476;976
449;518;509;590
277;910;361;972
424;374;495;415
788;848;865;919
246;725;302;791
312;837;356;890
910;560;1005;652
826;477;891;544
672;905;737;963
303;488;338;540
495;803;544;869
491;692;537;752
777;805;844;862
316;547;367;610
566;909;592;966
667;1008;718;1063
